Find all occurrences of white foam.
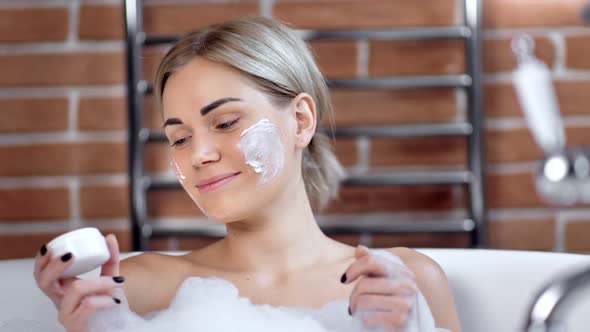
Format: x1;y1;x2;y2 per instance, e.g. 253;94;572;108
86;249;448;332
88;277;339;332
2;250;449;332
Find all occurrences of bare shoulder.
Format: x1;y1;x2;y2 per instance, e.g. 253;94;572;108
119;253;192;315
388;247;445;278
121;252;177;270
388;247;462;332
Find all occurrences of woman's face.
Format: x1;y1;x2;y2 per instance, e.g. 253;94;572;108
161;57;302;222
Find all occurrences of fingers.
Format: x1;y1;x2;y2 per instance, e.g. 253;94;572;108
342;254;389;284
342;249;416;285
359;309;411;331
352;293;413;313
100;233;120;277
58;295;119;329
349;277;417;303
75;295;120;317
60;276;124;316
33;245;51;282
36;248;76;292
354;244;371;260
344;247;419;331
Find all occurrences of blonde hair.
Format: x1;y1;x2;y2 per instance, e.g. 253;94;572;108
154;17;345;211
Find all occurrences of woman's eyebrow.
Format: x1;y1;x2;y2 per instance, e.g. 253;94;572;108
163;117;183;128
200;97;243;116
163;97;243;128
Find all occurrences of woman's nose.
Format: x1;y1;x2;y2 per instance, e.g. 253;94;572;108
190;138;221;166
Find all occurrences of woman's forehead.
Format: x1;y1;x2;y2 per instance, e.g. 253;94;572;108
163;59;262;110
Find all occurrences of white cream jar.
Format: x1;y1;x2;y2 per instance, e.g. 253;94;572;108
46;227;111;278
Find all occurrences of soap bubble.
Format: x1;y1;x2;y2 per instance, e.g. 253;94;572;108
85;250;446;332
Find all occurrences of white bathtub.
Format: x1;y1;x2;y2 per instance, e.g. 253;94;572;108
1;249;589;332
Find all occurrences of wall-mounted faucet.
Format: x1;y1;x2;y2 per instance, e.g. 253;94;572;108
524;265;590;332
518;4;590;331
512;35;590;206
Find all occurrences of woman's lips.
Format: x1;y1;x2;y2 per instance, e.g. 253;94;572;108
196;172;240;193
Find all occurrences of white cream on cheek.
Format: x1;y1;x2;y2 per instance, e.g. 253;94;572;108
170;159;187;181
238;118;285;185
170;158;209;217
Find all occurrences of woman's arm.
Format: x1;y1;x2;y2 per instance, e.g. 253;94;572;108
390;247;462;332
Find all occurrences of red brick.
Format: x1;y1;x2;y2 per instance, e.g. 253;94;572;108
483;37;554;73
0;52;124;87
370;136;466;167
80;185;129;219
326;185;463;213
0;143;127;176
78;96;162;131
79;3;260;40
567;126;590;146
488;218;555;251
369;39;465;77
486;172;548;208
556;81;590;116
274;0;455;29
485;81;590;118
145;142;170;174
484;83;522;118
145;3;260;35
566;35;590;70
485;128;542;163
0;188;70;221
0;136;347;180
565;220;590;252
330;88;457;126
371;232;471;248
0;97;69;133
333;138;357;167
142;47;166;84
485;127;590;164
484;0;587;28
0;7;69;43
141;40;358;84
0;228;131;260
310;41;358;79
145;95;164;129
78;97;126;131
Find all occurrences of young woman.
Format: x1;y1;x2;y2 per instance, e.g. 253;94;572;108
34;17;461;332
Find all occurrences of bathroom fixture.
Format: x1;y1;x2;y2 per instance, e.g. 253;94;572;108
518;6;590;330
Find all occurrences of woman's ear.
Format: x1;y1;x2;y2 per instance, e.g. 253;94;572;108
292;93;317;149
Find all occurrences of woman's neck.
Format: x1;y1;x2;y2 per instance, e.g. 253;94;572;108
219;180;329;276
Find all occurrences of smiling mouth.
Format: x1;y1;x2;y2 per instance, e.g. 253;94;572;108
196;172;240;193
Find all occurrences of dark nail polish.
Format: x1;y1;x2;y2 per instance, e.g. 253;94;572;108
348;306;352;316
340;273;347;283
61;253;72;262
113;276;125;283
40;245;47;256
114;297;121;304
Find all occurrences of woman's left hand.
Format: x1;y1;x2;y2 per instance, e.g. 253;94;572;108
342;245;419;331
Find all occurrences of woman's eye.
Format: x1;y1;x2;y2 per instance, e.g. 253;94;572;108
171;137;190;147
216;119;239;130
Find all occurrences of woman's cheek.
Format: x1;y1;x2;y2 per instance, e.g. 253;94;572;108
237;118;285;186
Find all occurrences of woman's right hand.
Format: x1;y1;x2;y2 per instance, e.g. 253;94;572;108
33;233;126;332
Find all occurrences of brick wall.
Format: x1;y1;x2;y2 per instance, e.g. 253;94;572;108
1;0;589;259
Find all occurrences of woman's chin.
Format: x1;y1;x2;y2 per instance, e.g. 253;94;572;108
199;205;243;224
